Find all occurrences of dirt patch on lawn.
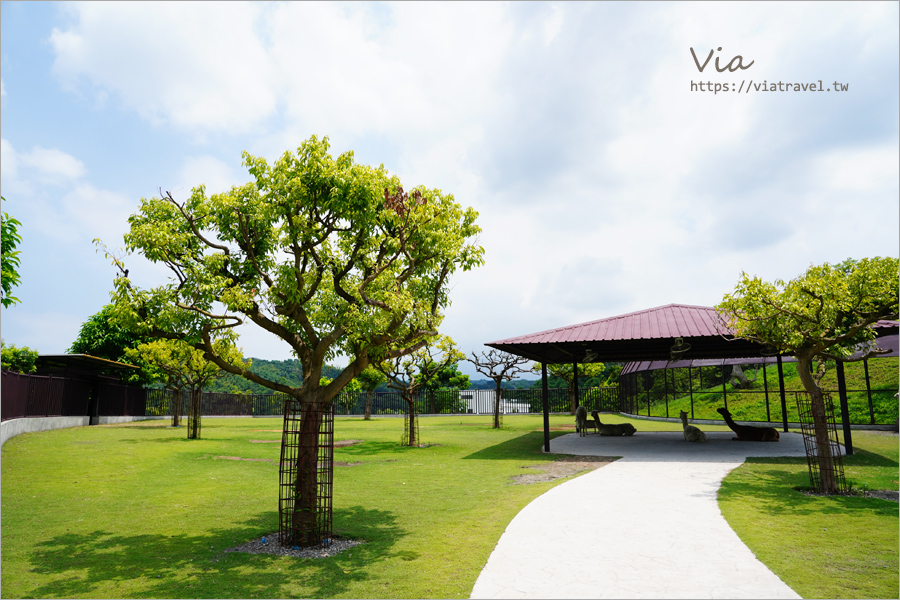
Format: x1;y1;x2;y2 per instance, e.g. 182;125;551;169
334;439;364;447
198;455;363;467
249;440;280;443
511;455;617;485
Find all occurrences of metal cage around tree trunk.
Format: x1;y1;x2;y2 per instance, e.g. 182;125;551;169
187;390;202;439
402;404;420;447
795;391;848;494
278;398;334;548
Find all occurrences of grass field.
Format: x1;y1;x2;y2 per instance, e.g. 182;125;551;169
718;431;899;599
1;414;897;598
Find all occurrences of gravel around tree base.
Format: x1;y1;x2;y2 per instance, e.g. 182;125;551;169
225;533;363;559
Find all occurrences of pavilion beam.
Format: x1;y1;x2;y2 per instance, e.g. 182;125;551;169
542;363;550;453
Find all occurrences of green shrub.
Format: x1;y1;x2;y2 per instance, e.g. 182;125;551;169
1;341;39;373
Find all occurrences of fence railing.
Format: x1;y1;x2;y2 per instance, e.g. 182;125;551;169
618;368;899;425
138;386;621;417
1;370;147;421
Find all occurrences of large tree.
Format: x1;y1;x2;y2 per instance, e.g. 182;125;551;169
716;257;899;493
104;135;483;545
469;348;531;428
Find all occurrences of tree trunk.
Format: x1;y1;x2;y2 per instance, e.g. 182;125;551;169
405;396;417;447
364;390;372;420
493;384;502;429
797;355;837;494
188;388;201;439
291;401;323;547
172;391;181;427
568;386;577;414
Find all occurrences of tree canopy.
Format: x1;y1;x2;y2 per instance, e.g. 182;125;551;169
717;257;899;367
1;197;23;309
105;135;482;406
68;304;159;386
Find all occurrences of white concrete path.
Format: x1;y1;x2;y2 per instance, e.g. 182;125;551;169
471;430;830;599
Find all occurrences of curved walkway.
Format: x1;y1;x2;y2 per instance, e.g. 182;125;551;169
471;430;831;599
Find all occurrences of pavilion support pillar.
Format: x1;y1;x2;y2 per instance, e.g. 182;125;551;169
542;363;550;453
863;358;875;425
836;361;853;455
573;362;579;411
777;355;789;432
688;366;695;420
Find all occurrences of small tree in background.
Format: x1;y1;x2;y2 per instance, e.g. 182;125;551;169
127;335;242;434
322;374;361;415
717;257;899;494
356;366;385;420
414;355;469;414
376;335;465;446
532;362;607;414
1;197;23;309
469;348;531;428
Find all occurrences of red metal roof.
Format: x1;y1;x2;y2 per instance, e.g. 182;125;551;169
486;305;899;364
489;304;729;346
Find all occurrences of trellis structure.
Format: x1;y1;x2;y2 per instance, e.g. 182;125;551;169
278;399;334;548
795;391;848;493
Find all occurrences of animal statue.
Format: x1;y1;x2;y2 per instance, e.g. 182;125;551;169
575;405;589;437
591;411;637;436
679;410;707;443
717;407;779;442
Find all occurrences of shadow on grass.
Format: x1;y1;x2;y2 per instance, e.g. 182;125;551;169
844;447;899;468
462;431;569;461
720;457;900;519
25;507;405;599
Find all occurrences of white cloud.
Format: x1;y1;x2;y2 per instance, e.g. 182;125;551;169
20;146;86;181
1;139;87;196
50;2;277;134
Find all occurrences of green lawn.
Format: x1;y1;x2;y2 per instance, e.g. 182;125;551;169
1;415;897;598
719;431;899;599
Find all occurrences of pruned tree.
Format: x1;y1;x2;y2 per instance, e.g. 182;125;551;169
469;348;531;428
717;257;899;494
531;362;607;413
102;135;483;546
127;335;241;433
376;335;465;446
356;365;386;420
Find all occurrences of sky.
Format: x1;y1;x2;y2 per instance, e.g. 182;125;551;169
1;1;898;380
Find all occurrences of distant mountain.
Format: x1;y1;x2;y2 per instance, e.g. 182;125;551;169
204;358;341;395
205;359;548;394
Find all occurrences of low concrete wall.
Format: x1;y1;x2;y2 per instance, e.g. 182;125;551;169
1;416;89;447
0;415;168;447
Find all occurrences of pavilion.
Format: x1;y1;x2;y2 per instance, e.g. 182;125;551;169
487;304;898;454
